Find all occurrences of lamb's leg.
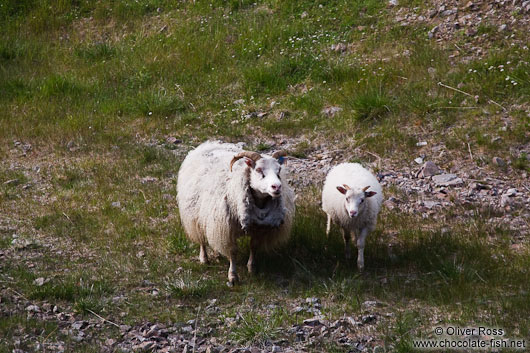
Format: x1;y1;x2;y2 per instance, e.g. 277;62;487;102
325;214;332;237
356;228;369;272
227;251;239;287
341;228;351;260
199;244;208;264
247;237;258;274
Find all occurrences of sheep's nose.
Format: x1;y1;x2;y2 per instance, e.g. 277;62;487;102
271;184;281;191
349;210;357;217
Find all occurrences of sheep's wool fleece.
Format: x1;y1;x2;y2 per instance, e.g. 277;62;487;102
322;163;383;232
177;141;295;257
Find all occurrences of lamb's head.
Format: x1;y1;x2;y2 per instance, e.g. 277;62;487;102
230;150;287;198
336;184;377;218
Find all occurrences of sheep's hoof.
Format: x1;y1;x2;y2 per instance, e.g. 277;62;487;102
227;273;239;287
199;255;208;264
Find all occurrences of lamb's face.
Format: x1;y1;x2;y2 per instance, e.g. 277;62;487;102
249;157;284;198
336;185;377;218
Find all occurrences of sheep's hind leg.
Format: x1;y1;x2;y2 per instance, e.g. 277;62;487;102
247;237;258;274
227;251;239;287
356;228;369;272
341;228;351;260
199;244;208;264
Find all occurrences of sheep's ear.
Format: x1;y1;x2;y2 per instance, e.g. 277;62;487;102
336;186;347;194
365;191;377;198
244;158;255;168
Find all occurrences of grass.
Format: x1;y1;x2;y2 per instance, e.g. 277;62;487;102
229;309;286;346
0;0;528;350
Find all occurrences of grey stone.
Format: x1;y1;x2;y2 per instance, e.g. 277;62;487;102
321;106;343;117
423;200;440;209
72;321;88;330
492;157;505;167
505;188;517;197
421;161;441;177
25;305;40;313
303;318;322;327
33;277;47;286
432;174;463;186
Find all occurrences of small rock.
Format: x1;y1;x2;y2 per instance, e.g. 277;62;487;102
362;300;377;308
33;277;47;286
182;325;194;333
25;305;40;313
72;321;88;330
303;318;322;327
416;141;428;147
420;161;441;177
301;11;308;19
141;176;158;184
362;314;377;324
111;201;121;208
331;43;347;53
233;99;245;105
428;26;439;38
305;297;321;305
414;157;424;164
133;341;155;351
492;157;505;167
166;136;182;145
105;339;116;347
505;188;517;197
432;174;463;186
321;106;343;117
292;306;304;314
498;24;508;32
466;28;478;36
423;200;440;209
388;0;398;6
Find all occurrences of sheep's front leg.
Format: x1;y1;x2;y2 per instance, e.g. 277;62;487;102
227;250;239;287
247;237;258;274
325;214;332;237
199;244;208;264
341;228;351;260
356;228;369;272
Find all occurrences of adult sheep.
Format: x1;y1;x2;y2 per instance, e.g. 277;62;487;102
177;141;295;286
322;163;383;271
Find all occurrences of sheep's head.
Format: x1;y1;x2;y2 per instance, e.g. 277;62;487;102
336;184;377;218
230;150;287;198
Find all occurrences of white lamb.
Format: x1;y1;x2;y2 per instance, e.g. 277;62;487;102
321;163;383;271
177;141;295;286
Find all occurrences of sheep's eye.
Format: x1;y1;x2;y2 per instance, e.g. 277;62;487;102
361;199;365;203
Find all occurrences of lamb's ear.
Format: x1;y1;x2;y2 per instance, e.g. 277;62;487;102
365;191;377;198
336;186;348;194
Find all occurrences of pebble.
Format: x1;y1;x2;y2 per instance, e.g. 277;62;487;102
492;157;505;167
25;305;40;313
321;106;343;117
33;277;47;286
